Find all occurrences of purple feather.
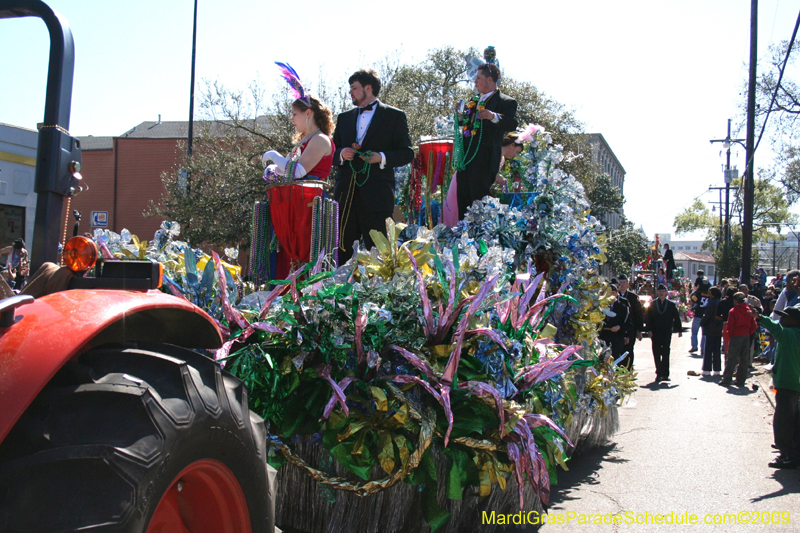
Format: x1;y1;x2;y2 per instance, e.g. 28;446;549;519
275;62;306;101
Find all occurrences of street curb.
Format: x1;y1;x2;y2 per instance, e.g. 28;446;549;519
752;366;775;410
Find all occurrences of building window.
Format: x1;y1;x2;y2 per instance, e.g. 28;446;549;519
0;204;26;245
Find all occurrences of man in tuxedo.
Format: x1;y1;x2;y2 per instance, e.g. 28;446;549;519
617;274;644;370
333;69;414;265
457;63;518;218
663;243;676;280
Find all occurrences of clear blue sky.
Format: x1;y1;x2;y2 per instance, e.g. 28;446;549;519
1;0;798;239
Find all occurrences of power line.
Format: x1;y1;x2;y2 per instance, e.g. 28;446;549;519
743;7;800;177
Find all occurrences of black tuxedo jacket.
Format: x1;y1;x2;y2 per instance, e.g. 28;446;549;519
332;101;414;214
464;91;518;179
620;290;644;332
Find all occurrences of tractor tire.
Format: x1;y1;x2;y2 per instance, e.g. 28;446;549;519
0;342;276;533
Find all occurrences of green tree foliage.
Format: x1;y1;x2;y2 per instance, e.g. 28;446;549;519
147;124;266;250
673;177;796;277
753;39;800;146
585;173;624;226
604;216;650;274
747;38;800;199
674;177;796;244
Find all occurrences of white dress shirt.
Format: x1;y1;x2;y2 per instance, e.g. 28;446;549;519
479;91;500;123
341;100;387;168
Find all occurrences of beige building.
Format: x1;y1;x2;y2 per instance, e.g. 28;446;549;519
587;133;626;230
673;251;716;279
0;123;37;249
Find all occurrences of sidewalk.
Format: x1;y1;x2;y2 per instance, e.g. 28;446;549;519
534;330;800;532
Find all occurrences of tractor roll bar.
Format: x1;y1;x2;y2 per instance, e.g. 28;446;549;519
1;0;79;271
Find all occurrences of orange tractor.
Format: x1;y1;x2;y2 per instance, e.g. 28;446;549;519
0;1;276;531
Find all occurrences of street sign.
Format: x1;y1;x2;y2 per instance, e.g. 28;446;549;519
91;211;108;228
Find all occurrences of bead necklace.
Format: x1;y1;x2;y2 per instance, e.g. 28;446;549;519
454;94;487;170
348;149;374;187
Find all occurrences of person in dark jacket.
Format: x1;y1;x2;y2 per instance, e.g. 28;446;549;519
700;287;724;376
617;274;643;371
663;243;676;280
645;284;683;382
689;270;711;353
600;284;631;362
717;287;737;355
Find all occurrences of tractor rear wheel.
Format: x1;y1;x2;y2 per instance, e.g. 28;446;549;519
0;343;275;533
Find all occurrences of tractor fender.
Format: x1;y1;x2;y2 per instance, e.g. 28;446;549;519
0;289;223;443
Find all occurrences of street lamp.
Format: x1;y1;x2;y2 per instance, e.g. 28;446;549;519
188;0;198;159
710;119;746;247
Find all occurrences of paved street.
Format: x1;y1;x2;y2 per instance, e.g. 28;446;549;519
534;330;800;532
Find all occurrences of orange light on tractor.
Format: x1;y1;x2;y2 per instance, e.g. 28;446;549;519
63;236;98;273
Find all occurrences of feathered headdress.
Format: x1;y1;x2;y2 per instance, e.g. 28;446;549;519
275;62;312;107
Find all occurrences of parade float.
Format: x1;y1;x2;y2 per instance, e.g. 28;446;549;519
90;119;635;532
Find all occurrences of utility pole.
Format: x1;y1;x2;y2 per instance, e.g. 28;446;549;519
187;0;198;159
710;119;745;246
773;239;777;276
742;0;758;286
708;186;729;252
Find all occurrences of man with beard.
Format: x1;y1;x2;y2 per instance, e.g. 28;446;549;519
333;69;414;264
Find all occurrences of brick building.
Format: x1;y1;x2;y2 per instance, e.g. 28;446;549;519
74;120;188;241
75;118;270;242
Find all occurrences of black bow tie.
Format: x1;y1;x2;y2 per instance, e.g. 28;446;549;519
358;102;376;113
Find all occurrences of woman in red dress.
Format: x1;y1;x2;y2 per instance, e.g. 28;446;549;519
262;94;335;180
260;85;337;278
